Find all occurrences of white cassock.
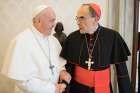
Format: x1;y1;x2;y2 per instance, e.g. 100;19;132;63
1;26;66;93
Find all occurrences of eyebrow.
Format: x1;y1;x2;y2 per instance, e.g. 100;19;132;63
82;3;90;6
77;16;85;19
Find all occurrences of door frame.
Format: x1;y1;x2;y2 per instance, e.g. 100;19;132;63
131;0;139;93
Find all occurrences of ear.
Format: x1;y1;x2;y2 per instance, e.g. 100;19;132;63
95;16;100;21
33;18;36;24
33;18;40;24
91;17;98;24
37;19;40;23
33;18;40;23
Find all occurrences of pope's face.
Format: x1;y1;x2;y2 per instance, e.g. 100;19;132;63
76;5;98;33
40;7;56;36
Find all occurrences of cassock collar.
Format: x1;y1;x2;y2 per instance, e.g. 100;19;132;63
31;26;49;40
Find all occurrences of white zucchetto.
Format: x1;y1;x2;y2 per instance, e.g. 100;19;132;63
32;5;49;18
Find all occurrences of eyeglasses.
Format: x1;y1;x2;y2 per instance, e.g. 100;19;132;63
75;16;92;22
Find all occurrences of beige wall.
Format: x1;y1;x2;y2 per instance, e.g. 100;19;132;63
0;0;108;93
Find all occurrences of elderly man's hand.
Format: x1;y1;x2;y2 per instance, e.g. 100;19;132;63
55;83;66;93
59;70;71;84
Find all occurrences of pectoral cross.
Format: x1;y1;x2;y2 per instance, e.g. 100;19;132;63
85;58;94;70
49;65;55;75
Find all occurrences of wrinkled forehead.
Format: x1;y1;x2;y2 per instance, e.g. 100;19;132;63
77;5;90;17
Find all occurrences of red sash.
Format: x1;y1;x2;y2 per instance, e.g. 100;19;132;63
74;66;110;93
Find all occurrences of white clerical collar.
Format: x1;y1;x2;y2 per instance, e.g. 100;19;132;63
31;26;48;40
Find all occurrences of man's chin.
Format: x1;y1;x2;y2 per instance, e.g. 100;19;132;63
79;30;86;34
44;31;52;36
47;32;52;35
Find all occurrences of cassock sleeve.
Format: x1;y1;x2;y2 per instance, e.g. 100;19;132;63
115;63;131;93
53;36;66;72
1;38;56;93
111;32;131;63
65;62;75;76
1;38;37;80
60;37;69;60
15;77;55;93
111;32;131;93
60;37;75;76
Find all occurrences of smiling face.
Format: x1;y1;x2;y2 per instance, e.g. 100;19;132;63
34;7;56;36
76;5;99;33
